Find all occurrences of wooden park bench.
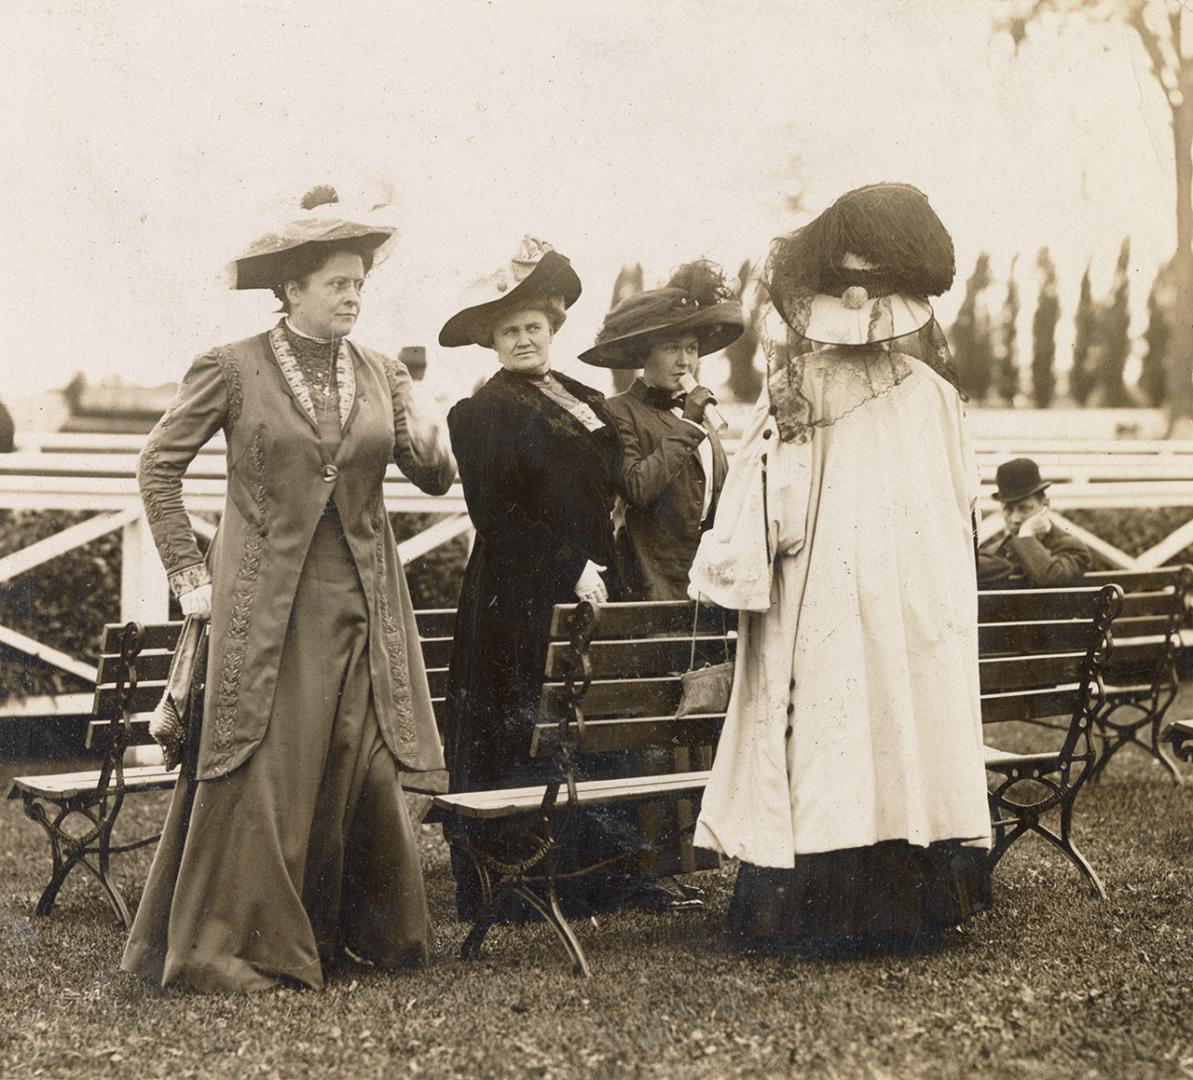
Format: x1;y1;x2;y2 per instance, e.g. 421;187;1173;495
980;567;1192;783
429;599;735;977
979;582;1131;899
5;621;199;929
5;611;455;926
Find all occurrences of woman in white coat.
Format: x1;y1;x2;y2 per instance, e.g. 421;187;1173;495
690;183;992;958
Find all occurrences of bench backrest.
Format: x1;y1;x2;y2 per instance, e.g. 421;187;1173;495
414;609;454;727
976;584;1122;765
87;621;188;749
91;613;456;750
980;566;1190;691
534;600;738;759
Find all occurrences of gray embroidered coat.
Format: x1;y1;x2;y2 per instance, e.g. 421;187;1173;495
138;323;456;781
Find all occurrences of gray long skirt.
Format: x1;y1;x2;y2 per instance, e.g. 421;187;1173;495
121;511;430;992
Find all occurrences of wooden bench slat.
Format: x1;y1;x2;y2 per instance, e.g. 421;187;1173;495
85;716;159;748
540;678;681;720
100;622;183;652
96;650;176;685
550;601;737;640
1083;568;1189;592
419;637;454;670
983;745;1064;771
8;764;178;799
979;620;1112;655
531;714;724;757
980;686;1081;724
1101;635;1177;680
93;683;169;717
1104;615;1178;641
1117;591;1181;618
978;588;1113;623
414;609;456;638
544;637;736;680
432;770;711;819
426;668;448;698
978;652;1088;693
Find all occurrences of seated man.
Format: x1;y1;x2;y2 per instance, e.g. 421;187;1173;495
978;457;1094;585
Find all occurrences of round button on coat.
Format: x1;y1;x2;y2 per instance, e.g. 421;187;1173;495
321;464;339;482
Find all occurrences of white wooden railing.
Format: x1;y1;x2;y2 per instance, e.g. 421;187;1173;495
0;433;470;716
5;424;1193;716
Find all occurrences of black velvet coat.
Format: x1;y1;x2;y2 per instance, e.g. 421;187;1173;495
444;368;620;793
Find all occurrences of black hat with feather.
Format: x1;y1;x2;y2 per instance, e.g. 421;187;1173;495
579;259;745;370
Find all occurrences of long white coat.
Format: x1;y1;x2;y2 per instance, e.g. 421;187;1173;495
690;352;991;867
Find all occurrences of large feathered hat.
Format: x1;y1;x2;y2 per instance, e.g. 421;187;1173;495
225;185;398;290
438;236;582;348
762;182;954;344
578;260;744;370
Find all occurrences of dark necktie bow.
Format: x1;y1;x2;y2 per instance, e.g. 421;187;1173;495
643;386;686;412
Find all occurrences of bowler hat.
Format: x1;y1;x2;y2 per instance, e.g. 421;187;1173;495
994;458;1051;503
579;259;745;370
439;236;582;348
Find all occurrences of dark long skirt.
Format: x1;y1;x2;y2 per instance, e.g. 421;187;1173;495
727;840;991;959
121;512;429;991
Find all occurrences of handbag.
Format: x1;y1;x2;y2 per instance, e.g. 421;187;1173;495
675;601;734;718
149;615;206;771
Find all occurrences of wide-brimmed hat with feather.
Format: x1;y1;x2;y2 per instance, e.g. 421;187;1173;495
578;260;744;370
439;236;582;348
225;185;398;290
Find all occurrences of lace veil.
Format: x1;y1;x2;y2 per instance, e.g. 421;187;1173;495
757;262;963;445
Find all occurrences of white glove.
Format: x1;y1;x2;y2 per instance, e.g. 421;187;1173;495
1019;508;1053;539
179;583;213;619
573;560;608;604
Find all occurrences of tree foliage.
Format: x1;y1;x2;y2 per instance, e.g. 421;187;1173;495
950;253;996;400
1140;259;1174;406
993;256;1021;404
1070;264;1096;405
1003;0;1193;423
1031;247;1060;407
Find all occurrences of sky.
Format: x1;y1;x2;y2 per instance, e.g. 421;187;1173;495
0;0;1177;403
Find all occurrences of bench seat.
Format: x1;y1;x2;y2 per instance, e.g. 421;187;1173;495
433;770;711;819
8;764;177;801
983;746;1064;772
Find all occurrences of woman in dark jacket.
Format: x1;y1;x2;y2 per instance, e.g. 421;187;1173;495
438;237;633;917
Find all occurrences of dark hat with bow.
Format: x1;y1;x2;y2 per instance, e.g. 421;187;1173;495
993;458;1052;503
578;260;745;370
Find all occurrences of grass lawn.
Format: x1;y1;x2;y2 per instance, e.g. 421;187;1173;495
0;710;1192;1080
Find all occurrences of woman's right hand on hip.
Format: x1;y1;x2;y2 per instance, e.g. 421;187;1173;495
180;583;213;620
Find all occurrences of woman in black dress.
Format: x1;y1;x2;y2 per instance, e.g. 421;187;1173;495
438;237;640;918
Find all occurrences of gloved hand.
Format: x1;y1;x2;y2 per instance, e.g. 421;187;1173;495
573;560;608;605
682;385;717;424
180;583;213;619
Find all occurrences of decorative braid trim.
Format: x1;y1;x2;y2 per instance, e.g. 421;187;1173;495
168;563;212;597
372;500;415;747
211;424;267;761
268;323;317;425
268;322;352;428
336;340;355;429
139;360;203;573
211;346;243;427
